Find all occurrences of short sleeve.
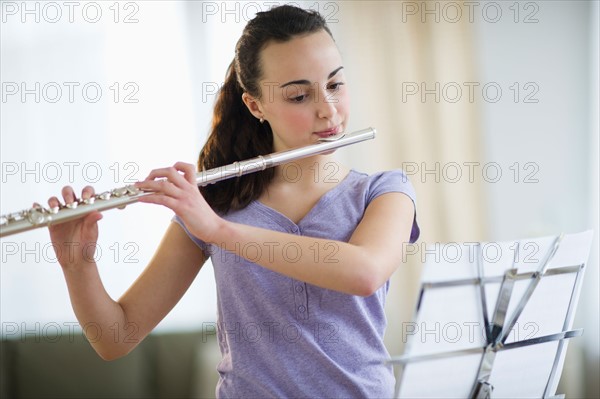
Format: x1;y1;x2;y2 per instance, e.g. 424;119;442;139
367;169;420;243
171;214;211;256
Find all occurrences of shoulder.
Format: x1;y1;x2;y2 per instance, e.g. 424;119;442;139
347;169;417;205
348;169;420;243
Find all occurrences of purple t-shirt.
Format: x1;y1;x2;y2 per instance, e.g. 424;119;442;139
173;169;420;398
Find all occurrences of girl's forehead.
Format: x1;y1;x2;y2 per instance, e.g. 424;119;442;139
259;31;342;81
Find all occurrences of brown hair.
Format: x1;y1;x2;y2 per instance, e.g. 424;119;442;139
197;5;333;213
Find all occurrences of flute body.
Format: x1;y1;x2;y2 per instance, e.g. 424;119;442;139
0;127;375;238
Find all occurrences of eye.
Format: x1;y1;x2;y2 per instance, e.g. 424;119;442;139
286;92;309;103
290;94;307;103
327;82;345;91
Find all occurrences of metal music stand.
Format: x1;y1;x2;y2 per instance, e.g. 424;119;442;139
387;230;593;398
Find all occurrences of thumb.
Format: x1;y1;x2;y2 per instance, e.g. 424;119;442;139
82;211;103;228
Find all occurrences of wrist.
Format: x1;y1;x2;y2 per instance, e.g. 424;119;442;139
203;218;235;246
61;260;98;274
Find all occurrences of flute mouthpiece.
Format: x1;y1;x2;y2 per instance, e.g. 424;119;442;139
317;133;346;142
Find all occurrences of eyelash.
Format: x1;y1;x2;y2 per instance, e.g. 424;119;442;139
288;82;345;103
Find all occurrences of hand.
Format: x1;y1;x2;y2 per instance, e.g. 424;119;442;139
134;162;224;243
47;185;103;270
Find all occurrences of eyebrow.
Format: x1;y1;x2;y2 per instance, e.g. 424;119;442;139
279;66;344;88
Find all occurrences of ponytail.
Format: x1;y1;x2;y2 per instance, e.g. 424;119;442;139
197;5;331;214
197;62;274;213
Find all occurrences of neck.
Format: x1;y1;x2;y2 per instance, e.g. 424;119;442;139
271;154;348;187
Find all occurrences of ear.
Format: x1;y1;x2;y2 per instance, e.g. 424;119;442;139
241;93;264;121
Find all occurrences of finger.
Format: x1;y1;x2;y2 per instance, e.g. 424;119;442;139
143;166;177;181
61;186;77;205
82;211;103;229
135;179;180;197
81;185;96;200
142;167;190;190
48;196;62;210
136;192;179;209
78;211;102;243
173;162;197;185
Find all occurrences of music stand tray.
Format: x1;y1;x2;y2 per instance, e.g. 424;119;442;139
388;230;594;398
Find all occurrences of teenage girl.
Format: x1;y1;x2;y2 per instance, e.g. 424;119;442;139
48;5;420;398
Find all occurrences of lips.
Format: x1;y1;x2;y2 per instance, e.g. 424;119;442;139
313;126;341;138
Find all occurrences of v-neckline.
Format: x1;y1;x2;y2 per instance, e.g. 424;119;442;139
252;169;356;228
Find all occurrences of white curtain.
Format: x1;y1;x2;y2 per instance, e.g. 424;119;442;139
0;2;218;332
329;2;486;357
331;2;598;396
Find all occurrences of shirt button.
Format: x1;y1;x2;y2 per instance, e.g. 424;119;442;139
298;305;306;313
291;226;299;233
295;285;304;293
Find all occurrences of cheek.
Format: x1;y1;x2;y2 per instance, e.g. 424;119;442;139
337;88;351;115
272;104;314;131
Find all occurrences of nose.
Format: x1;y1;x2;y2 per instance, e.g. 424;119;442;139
316;87;337;121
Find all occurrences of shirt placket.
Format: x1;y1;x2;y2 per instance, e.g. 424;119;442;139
290;224;309;320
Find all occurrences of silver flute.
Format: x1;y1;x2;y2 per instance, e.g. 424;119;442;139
0;127;375;238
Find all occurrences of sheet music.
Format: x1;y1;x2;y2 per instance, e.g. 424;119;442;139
393;230;593;398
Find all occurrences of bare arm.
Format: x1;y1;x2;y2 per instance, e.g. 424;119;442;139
209;192;414;296
135;163;415;297
50;185;206;361
63;222;205;360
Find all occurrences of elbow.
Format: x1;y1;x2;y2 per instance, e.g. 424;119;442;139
352;267;387;297
98;351;123;362
93;345;132;362
350;259;388;297
353;277;382;297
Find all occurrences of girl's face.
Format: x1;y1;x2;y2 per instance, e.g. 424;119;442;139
244;29;350;152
